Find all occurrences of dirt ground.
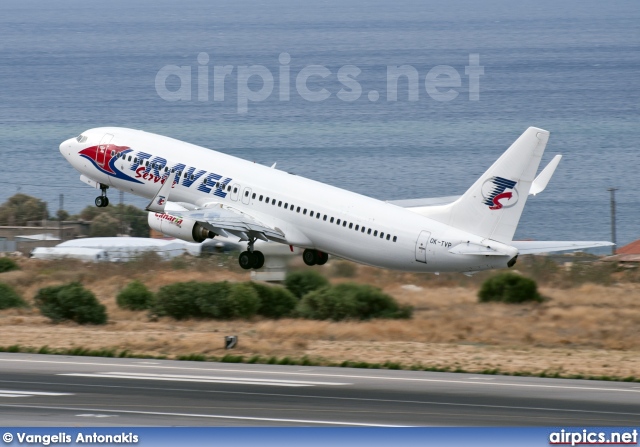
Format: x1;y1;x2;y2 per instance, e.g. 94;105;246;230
1;257;639;378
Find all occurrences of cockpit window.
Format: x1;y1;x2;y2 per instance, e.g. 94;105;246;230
76;135;88;143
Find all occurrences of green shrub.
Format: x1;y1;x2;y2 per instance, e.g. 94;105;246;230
34;282;107;324
153;281;204;320
297;283;413;321
155;281;260;320
249;282;297;318
0;283;27;309
195;281;233;318
116;280;154;310
0;257;19;273
478;273;542;304
285;270;329;299
220;283;260;319
196;282;259;320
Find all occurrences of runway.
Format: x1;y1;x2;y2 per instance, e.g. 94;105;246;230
0;353;637;426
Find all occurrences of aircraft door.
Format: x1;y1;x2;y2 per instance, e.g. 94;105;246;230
97;134;114;168
230;183;240;201
242;187;252;205
415;231;431;263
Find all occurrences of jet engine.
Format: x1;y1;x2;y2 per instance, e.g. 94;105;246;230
148;212;215;243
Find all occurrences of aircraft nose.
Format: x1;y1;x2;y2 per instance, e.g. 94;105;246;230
59;138;74;157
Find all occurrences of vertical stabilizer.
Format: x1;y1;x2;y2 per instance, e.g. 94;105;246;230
419;127;550;243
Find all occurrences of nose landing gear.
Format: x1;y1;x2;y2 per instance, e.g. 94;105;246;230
94;184;110;208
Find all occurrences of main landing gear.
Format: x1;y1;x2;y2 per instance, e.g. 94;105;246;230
302;249;328;266
94;184;109;208
238;238;265;270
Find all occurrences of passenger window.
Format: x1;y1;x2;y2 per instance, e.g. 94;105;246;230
310;211;314;217
355;225;359;231
342;221;347;227
393;236;397;242
349;223;353;229
337;219;341;225
386;234;390;240
323;215;327;221
367;229;372;235
330;217;334;223
361;227;365;233
272;199;276;205
284;203;288;208
128;156;132;162
316;214;320;219
233;187;238;193
245;191;249;197
296;206;300;213
303;209;307;215
278;201;282;207
380;232;384;238
111;150;115;156
252;193;256;199
227;185;231;191
374;230;378;236
259;195;263;201
266;197;270;202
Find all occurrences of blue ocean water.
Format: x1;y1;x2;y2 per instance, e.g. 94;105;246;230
0;0;638;245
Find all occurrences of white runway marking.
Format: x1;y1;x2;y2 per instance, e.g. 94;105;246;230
59;372;351;387
1;357;637;394
76;414;116;418
0;379;639;419
0;389;73;398
0;404;405;427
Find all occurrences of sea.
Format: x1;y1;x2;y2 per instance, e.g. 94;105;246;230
0;0;638;246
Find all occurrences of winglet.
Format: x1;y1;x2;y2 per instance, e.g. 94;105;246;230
145;170;177;213
530;155;562;196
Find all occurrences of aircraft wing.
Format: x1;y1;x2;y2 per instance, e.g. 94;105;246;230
511;241;614;254
177;202;285;242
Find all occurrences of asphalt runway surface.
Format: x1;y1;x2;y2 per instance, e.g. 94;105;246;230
0;353;637;426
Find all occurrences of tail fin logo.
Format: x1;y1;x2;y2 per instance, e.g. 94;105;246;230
481;176;519;210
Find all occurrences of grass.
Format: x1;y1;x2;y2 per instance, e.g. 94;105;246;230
0;343;637;383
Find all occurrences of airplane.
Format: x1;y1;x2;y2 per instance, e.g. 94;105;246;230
59;127;613;273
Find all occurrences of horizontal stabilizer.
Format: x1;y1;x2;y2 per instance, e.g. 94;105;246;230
530;155;562;196
512;241;614;254
387;196;460;208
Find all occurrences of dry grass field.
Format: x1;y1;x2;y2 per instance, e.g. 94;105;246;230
1;254;639;378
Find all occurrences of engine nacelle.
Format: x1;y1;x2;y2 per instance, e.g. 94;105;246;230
148;212;216;243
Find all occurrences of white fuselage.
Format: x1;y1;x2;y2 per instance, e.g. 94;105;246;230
59;127;516;272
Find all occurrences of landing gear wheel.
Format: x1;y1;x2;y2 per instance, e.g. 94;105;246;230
252;251;265;269
316;251;328;266
303;249;319;266
95;184;109;208
239;251;256;270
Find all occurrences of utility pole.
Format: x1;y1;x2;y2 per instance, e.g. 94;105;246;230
59;194;63;241
119;190;124;236
607;188;618;255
